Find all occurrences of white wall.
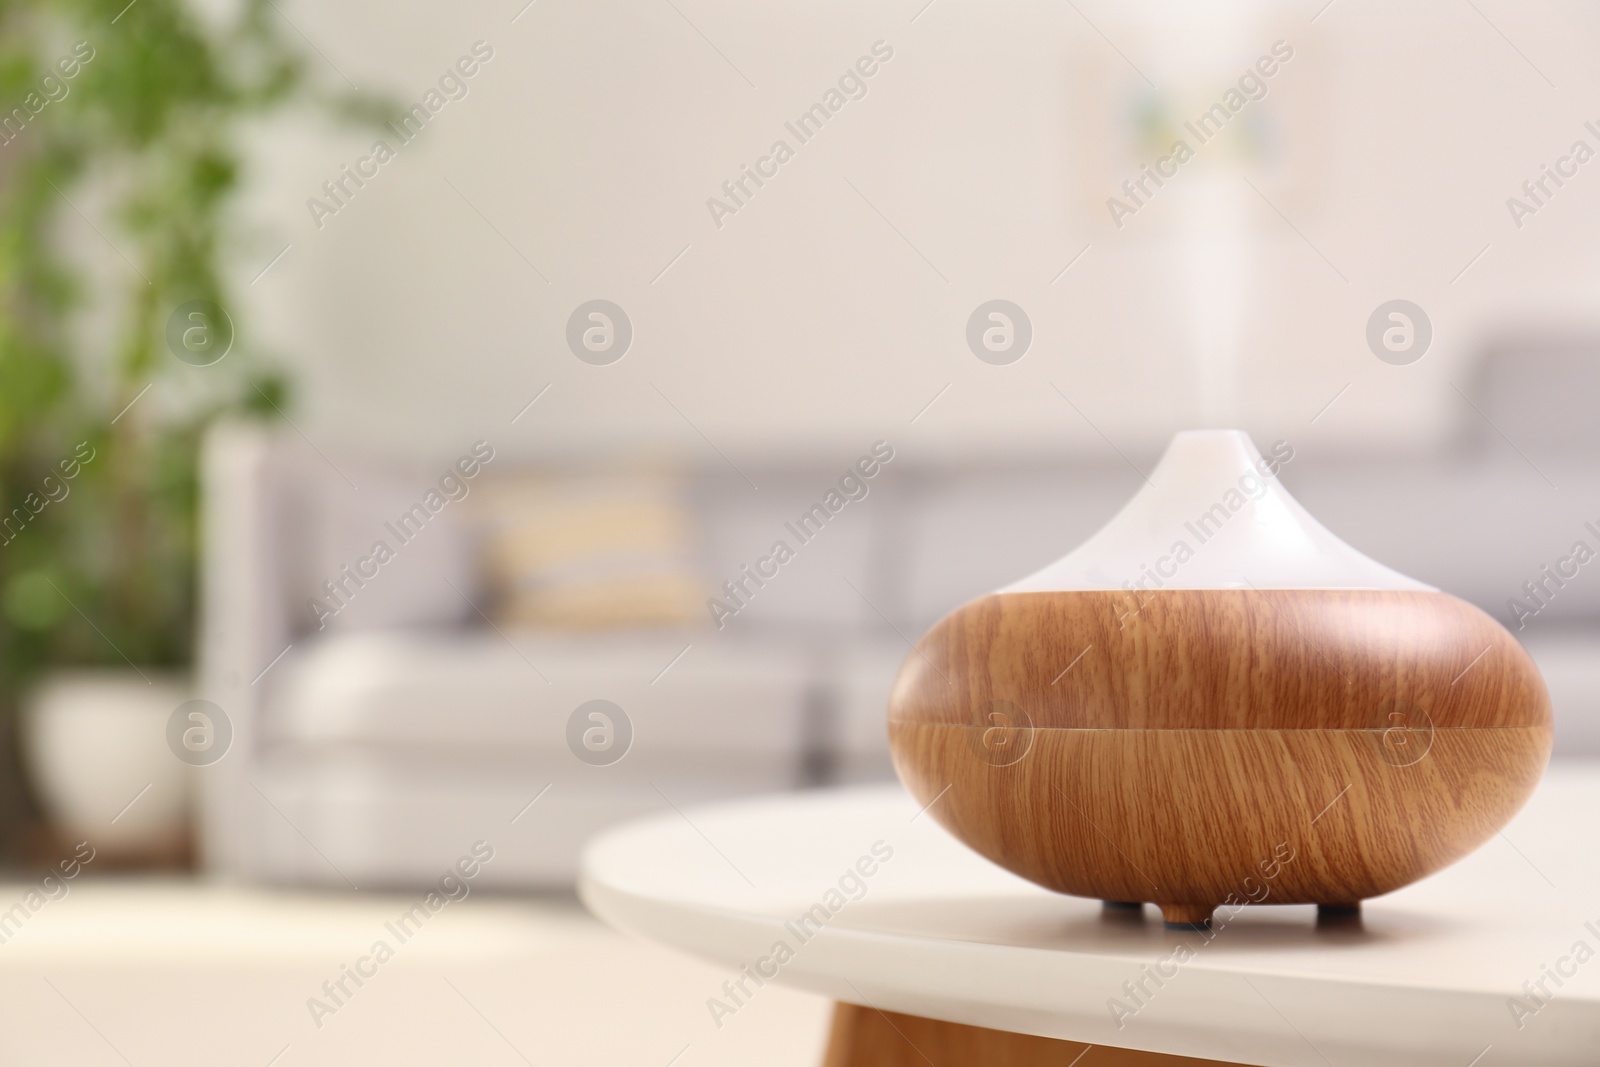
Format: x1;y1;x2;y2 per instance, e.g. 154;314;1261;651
234;0;1600;466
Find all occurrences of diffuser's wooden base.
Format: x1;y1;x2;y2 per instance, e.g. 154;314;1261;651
888;588;1551;925
890;722;1550;915
822;1003;1240;1066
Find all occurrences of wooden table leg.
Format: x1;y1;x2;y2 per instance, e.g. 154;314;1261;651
821;1002;1241;1066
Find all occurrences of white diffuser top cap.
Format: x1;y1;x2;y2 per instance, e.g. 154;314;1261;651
1002;430;1433;593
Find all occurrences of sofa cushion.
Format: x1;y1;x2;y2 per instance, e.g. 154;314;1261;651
266;629;811;757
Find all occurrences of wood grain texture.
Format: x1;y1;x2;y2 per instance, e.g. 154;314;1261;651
889;590;1550;730
822;1002;1240;1066
887;590;1552;924
890;723;1549;920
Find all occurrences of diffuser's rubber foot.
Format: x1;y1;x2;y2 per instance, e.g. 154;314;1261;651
1101;900;1146;924
1158;903;1215;928
1317;902;1363;929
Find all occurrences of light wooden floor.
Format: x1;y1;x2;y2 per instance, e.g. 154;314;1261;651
0;879;830;1066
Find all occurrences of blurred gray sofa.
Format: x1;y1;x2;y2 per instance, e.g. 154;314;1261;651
196;341;1600;888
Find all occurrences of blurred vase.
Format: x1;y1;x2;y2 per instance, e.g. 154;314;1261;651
23;670;192;856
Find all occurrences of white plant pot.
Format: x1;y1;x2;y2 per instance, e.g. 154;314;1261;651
23;670;193;853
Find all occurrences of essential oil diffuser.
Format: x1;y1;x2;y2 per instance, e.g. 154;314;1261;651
887;430;1551;927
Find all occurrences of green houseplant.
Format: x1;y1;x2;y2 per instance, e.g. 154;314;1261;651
0;0;349;858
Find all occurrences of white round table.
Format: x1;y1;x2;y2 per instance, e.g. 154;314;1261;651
581;765;1600;1066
